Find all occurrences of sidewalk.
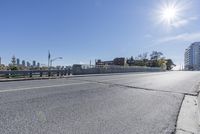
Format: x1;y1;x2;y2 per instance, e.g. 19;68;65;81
176;95;199;134
176;85;200;134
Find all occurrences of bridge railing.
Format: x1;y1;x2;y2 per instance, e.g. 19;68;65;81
72;65;163;75
0;70;70;79
0;65;163;79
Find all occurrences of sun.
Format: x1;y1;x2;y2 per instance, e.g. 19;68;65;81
161;6;178;23
156;0;187;28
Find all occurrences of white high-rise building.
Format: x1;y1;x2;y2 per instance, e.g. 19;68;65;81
184;42;200;70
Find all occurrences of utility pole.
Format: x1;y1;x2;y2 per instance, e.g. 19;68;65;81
48;51;51;69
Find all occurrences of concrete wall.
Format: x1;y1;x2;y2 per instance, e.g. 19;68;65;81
72;65;162;75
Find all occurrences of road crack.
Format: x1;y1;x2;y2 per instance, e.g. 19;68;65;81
74;79;198;96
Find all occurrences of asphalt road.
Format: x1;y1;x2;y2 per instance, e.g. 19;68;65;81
0;71;200;134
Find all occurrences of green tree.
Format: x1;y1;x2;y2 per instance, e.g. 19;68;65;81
9;66;18;70
0;64;7;70
148;51;164;67
158;58;167;70
126;56;134;66
165;59;176;70
150;51;163;60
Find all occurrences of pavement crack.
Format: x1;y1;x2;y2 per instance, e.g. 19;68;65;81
74;79;198;96
112;84;197;96
74;78;199;134
176;128;194;134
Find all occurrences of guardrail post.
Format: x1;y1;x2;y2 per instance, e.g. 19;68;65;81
57;71;59;76
10;72;14;78
6;73;10;78
23;72;26;77
64;70;67;76
68;69;71;75
40;72;43;77
48;71;51;77
30;72;32;77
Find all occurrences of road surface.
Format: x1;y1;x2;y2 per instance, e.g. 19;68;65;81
0;71;200;134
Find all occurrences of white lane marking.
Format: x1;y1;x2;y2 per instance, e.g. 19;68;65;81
0;82;94;93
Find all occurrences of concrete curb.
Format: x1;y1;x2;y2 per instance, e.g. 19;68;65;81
194;86;200;133
175;83;200;134
176;95;199;134
197;92;200;126
196;82;200;126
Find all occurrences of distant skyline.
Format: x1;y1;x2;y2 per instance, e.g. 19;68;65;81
0;0;199;68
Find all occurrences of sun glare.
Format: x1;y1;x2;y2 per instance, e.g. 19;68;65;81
156;0;187;28
161;6;177;23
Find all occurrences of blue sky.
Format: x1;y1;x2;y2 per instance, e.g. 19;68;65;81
0;0;199;67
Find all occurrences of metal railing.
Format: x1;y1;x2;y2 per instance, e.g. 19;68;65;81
0;70;71;79
0;65;163;79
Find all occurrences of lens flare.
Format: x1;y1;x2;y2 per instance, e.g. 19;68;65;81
156;0;189;28
161;6;177;24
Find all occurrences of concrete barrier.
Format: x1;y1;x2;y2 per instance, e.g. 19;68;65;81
72;65;162;75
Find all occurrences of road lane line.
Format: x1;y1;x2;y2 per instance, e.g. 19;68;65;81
0;82;95;93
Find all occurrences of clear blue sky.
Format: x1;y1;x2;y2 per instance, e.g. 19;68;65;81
0;0;199;67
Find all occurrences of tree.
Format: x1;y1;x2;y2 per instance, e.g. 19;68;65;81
150;51;163;60
148;51;164;67
11;55;16;65
0;64;7;70
158;58;167;70
148;60;160;67
165;59;176;70
142;52;148;60
134;60;146;66
126;56;135;66
137;52;148;60
9;66;18;70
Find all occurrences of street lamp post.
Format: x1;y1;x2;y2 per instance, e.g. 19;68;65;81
50;57;63;68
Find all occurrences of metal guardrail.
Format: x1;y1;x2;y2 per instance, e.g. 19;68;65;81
0;66;163;78
0;70;71;78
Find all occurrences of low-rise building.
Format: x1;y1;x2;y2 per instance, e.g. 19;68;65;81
95;59;114;66
113;58;126;66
